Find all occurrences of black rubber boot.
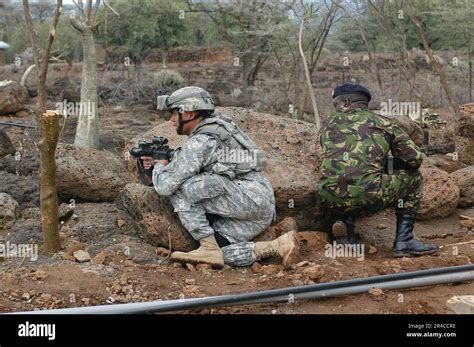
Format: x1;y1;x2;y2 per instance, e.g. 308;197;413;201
393;213;439;257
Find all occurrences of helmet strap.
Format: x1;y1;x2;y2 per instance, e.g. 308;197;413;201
177;109;199;135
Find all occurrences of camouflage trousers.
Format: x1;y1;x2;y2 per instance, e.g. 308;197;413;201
318;169;423;217
170;172;276;266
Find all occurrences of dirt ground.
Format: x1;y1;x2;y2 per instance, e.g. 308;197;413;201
0;52;473;314
0;205;472;314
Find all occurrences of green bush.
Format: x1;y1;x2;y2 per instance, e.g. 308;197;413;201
153;69;184;87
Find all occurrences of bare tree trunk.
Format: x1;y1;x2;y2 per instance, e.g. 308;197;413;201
162;50;167;68
409;13;459;118
241;53;253;105
23;0;62;253
74;28;99;148
40;111;60;252
298;15;320;131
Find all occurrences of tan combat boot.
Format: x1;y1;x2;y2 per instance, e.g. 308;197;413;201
170;235;224;268
254;231;300;269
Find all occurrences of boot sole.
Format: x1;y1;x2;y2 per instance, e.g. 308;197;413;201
282;231;301;270
393;248;439;258
170;253;224;269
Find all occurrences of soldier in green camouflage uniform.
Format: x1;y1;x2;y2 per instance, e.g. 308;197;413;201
318;83;438;257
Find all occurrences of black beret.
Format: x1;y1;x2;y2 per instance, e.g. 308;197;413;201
332;83;371;102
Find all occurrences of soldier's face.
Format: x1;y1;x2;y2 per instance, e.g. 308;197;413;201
170;110;199;135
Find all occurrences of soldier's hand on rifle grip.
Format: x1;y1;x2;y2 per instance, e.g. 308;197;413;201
141;156;154;170
141;156;169;169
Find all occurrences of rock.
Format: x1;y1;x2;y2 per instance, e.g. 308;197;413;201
0;80;28;114
254;217;299;242
459;215;474;229
401;257;414;265
185;263;195;272
375;224;386;230
260;264;282;275
0;150;40;176
56;143;130;202
66;241;87;256
92;252;107;265
0;193;19;221
6;218;42;244
156;247;171;257
302;265;324;281
296;260;310;267
449;166;474;207
427;154;468;173
116;219;126;228
115;183;197;251
0;171;39;208
124;259;135;266
418;164;460;219
124;107;425;230
100;237;161;265
368;245;377;254
368;287;384;296
172;262;183;268
73;250;91;263
58;202;128;243
457;103;474;138
446;295;474;314
29;270;48;281
196;263;212;272
20;207;41;219
0;129;15;159
185;278;195;285
124;106;323;230
454;136;474;165
454;103;474;165
250;262;262;273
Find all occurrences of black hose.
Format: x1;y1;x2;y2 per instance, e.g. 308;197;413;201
145;264;474;313
12;264;474;314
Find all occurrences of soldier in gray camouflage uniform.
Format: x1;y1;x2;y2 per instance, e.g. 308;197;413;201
141;86;299;268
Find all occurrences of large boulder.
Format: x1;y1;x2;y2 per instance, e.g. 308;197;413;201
0;171;39;208
425;154;467;173
449;166;474;207
0;129;16;159
418;164;460;219
124;106;323;229
56;143;131;202
0;192;19;222
454;103;474;165
123;107;428;230
0;80;28;115
0;150;40;176
115;183;197;251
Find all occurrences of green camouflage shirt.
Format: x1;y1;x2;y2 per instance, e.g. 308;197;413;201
319;108;423;190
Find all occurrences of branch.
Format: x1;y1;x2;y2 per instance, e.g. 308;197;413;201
22;0;41;77
103;0;119;17
298;2;320;130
